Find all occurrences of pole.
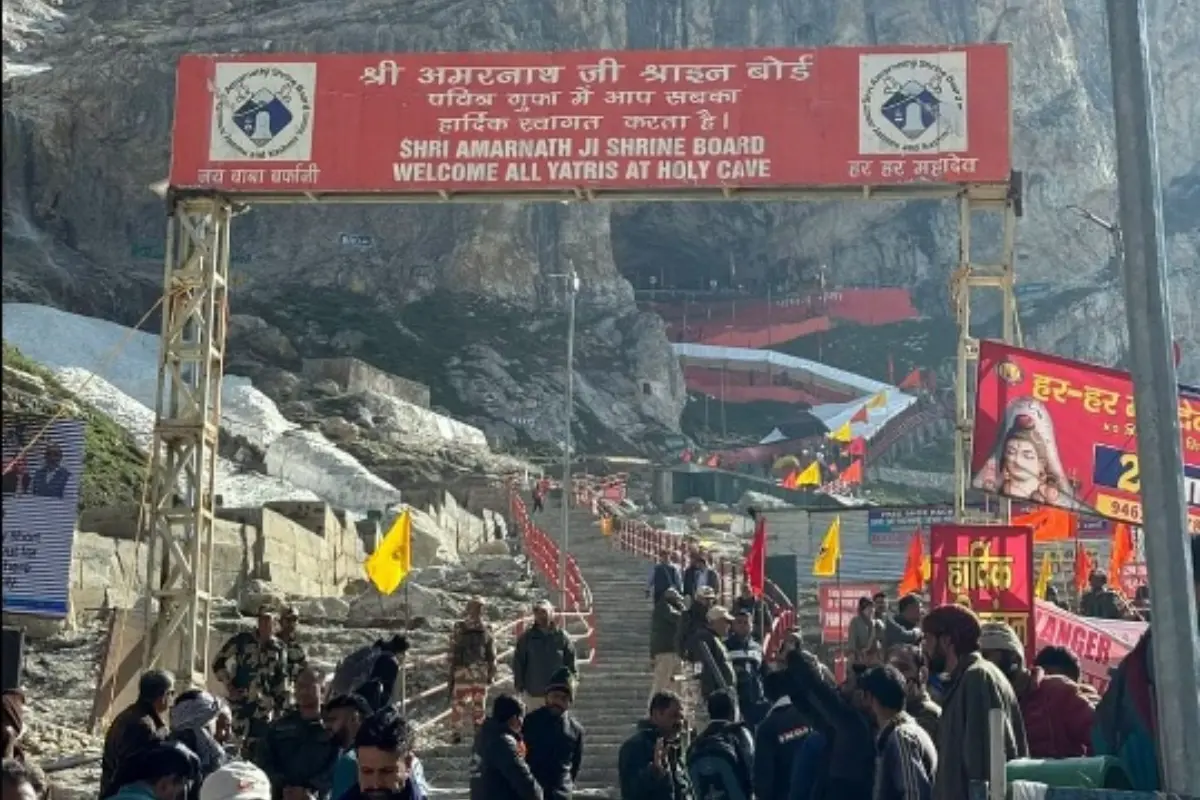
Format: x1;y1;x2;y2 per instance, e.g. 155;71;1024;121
1105;0;1200;790
559;271;578;611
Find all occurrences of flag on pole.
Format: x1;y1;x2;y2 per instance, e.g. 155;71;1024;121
898;530;925;595
744;514;767;597
812;516;841;577
1108;523;1134;593
1073;543;1093;594
899;369;924;391
365;508;413;595
827;422;852;443
866;392;888;410
850;405;869;424
1034;551;1054;599
840;460;864;485
1013;507;1077;542
795;461;821;487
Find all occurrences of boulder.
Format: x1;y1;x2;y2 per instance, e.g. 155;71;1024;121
346;582;445;626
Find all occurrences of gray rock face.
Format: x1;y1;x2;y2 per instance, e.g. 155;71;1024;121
2;0;1198;413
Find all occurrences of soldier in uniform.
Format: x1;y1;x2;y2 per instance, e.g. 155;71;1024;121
278;605;309;692
447;596;497;744
211;604;290;757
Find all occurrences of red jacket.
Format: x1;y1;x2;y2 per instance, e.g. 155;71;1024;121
1018;667;1097;759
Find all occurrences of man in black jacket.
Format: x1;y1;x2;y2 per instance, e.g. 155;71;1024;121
725;612;766;727
752;670;809;800
685;690;754;800
469;695;542;800
647;550;683;603
338;707;426;800
617;691;691;800
521;668;583;800
881;593;923;652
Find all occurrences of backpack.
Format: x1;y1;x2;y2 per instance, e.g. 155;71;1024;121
330;645;382;698
687;729;750;800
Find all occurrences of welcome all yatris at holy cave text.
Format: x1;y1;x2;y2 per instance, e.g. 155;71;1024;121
394;136;771;183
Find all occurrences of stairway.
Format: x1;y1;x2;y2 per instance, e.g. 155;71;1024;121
418;505;651;798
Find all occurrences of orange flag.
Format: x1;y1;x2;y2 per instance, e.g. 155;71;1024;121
841;460;864;485
847;437;867;457
1013;507;1077;542
851;405;869;424
898;369;923;390
1108;523;1134;593
898;530;925;595
1073;543;1094;593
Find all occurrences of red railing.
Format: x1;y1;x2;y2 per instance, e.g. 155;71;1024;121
572;479;796;661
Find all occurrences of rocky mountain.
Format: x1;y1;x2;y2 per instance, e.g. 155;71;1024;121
3;0;1198;455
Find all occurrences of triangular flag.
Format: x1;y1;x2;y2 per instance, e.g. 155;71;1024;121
841;460;864;485
812;516;841;577
1073;543;1093;594
898;369;924;391
796;461;822;487
744;515;767;597
1108;523;1135;593
847;437;867;457
898;531;925;595
1034;551;1054;600
827;422;852;443
851;405;869;424
866;392;888;410
365;508;413;596
1013;507;1077;542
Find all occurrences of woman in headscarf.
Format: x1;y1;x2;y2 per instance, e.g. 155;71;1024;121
168;689;229;798
1;689;27;762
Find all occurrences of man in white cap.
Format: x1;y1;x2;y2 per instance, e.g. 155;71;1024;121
200;762;272;800
512;599;577;711
681;604;736;728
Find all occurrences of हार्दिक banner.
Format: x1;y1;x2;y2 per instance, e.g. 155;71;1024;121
971;340;1200;533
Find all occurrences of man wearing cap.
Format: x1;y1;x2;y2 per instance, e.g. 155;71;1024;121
684;606;736;722
921;604;1027;800
212;604;289;757
521;668;583;800
513;600;577;713
200;762;272;800
448;598;497;744
979;620;1095;759
278;607;309;696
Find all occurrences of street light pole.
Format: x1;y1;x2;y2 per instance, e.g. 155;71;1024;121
1105;0;1200;791
552;271;580;611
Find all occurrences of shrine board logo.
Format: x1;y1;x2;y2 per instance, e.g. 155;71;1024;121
858;52;968;155
209;62;316;161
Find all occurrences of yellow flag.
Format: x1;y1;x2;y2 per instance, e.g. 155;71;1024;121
365;509;412;595
827;422;852;443
812;516;842;577
1034;551;1053;600
921;555;932;582
866;392;888;410
796;461;822;487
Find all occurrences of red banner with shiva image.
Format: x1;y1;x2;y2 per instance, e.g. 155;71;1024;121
930;524;1035;659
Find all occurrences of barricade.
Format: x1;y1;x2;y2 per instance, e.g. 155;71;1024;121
574;480;796;661
410;485;595;734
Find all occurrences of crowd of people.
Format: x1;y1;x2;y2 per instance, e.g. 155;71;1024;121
619;534;1200;800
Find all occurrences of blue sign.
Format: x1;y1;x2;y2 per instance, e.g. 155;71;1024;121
868;506;956;547
338;233;374;249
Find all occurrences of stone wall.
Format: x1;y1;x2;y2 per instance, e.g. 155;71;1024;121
301;357;430;408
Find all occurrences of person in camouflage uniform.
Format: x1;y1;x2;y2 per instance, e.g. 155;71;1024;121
447;596;497;743
278;605;309;694
211;604;290;757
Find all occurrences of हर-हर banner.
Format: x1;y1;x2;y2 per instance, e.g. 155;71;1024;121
971;340;1200;532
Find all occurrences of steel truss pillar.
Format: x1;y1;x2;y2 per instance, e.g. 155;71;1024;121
139;196;231;687
953;184;1022;521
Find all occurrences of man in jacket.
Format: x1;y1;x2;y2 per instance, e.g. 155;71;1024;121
858;665;937;800
847;597;884;667
731;584;772;643
278;606;310;692
920;605;1028;800
685;690;754;800
724;612;766;727
100;669;173;798
683;607;737;713
106;741;200;800
513;601;577;712
1079;571;1128;620
522;669;583;800
617;691;690;800
752;669;809;800
211;605;289;756
682;552;720;600
647;550;683;603
881;594;923;652
469;695;542;800
341;707;427;800
325;693;374;800
650;589;686;702
886;645;941;742
449;598;498;743
979;621;1095;759
256;667;339;799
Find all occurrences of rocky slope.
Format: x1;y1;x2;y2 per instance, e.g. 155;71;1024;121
2;0;1198;423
